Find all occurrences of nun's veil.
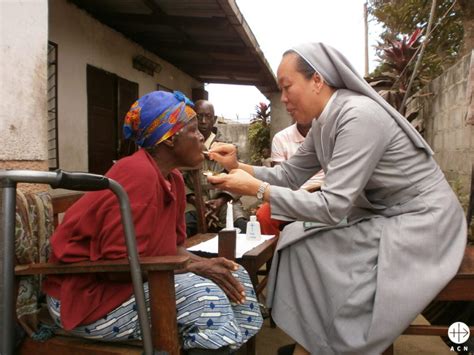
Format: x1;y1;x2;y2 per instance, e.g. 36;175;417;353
291;42;433;155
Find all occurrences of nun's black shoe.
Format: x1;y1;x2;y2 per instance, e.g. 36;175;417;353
277;343;296;355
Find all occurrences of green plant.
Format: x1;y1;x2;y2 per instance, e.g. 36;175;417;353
368;0;463;76
366;29;424;115
367;0;465;121
248;102;271;164
254;102;270;126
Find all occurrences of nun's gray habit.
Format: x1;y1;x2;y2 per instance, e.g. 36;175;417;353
253;43;466;354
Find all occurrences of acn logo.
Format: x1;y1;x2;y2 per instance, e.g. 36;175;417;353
448;322;470;344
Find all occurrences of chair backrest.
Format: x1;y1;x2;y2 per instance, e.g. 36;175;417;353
51;192;84;227
15;190;53;322
15;191;83;329
189;169;208;234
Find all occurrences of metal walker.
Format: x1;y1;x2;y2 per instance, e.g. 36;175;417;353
0;169;156;355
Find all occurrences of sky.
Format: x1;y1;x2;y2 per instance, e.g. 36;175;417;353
207;0;383;121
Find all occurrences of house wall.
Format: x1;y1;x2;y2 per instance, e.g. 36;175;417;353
268;92;292;140
49;0;203;171
411;51;474;206
0;0;49;341
0;1;48;167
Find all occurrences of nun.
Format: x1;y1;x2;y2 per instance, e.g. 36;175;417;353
207;43;466;354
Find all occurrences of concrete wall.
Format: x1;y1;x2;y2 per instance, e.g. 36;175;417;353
216;92;290;165
0;1;48;165
411;51;474;203
268;91;292;140
217;123;251;163
49;0;203;171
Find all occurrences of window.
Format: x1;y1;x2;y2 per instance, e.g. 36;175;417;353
47;42;59;170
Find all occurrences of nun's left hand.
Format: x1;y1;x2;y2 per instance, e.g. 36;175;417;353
207;169;261;197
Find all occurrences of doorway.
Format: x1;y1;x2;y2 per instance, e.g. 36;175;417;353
87;65;138;175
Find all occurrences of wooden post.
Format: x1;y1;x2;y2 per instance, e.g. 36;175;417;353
190;169;207;233
148;270;180;355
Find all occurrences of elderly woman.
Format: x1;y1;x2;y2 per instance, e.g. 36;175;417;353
43;91;262;354
207;43;466;355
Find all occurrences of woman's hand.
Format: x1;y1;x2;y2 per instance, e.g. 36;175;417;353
208;143;239;171
207;169;261;197
186;257;246;304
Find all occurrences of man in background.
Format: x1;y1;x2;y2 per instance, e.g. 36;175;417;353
183;100;248;237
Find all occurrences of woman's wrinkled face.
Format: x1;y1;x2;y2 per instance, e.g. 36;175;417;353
172;117;205;168
277;53;321;124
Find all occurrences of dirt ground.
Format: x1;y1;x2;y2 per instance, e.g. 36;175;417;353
255;315;452;354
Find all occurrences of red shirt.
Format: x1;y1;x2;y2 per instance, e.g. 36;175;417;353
43;149;186;330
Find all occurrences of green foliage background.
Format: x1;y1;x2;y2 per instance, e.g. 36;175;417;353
248;121;270;164
368;0;464;82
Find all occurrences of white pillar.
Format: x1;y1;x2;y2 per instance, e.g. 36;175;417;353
268;91;292;139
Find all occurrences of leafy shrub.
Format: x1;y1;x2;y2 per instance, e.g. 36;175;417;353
248;102;271;165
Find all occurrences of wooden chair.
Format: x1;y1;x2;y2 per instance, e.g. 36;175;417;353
189;169;208;234
14;191;189;355
51;191;84;227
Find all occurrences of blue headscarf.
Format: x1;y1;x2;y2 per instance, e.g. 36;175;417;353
123;90;196;148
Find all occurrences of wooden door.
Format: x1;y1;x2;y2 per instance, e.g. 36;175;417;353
117;77;139;159
87;66;138;175
87;65;117;175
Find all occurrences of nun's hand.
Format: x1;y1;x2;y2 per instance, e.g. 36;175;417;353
208;143;239;171
207;169;261;197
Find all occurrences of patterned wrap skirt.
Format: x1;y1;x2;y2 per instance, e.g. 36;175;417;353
47;266;262;350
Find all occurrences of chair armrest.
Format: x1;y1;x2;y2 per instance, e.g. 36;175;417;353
15;256;190;276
